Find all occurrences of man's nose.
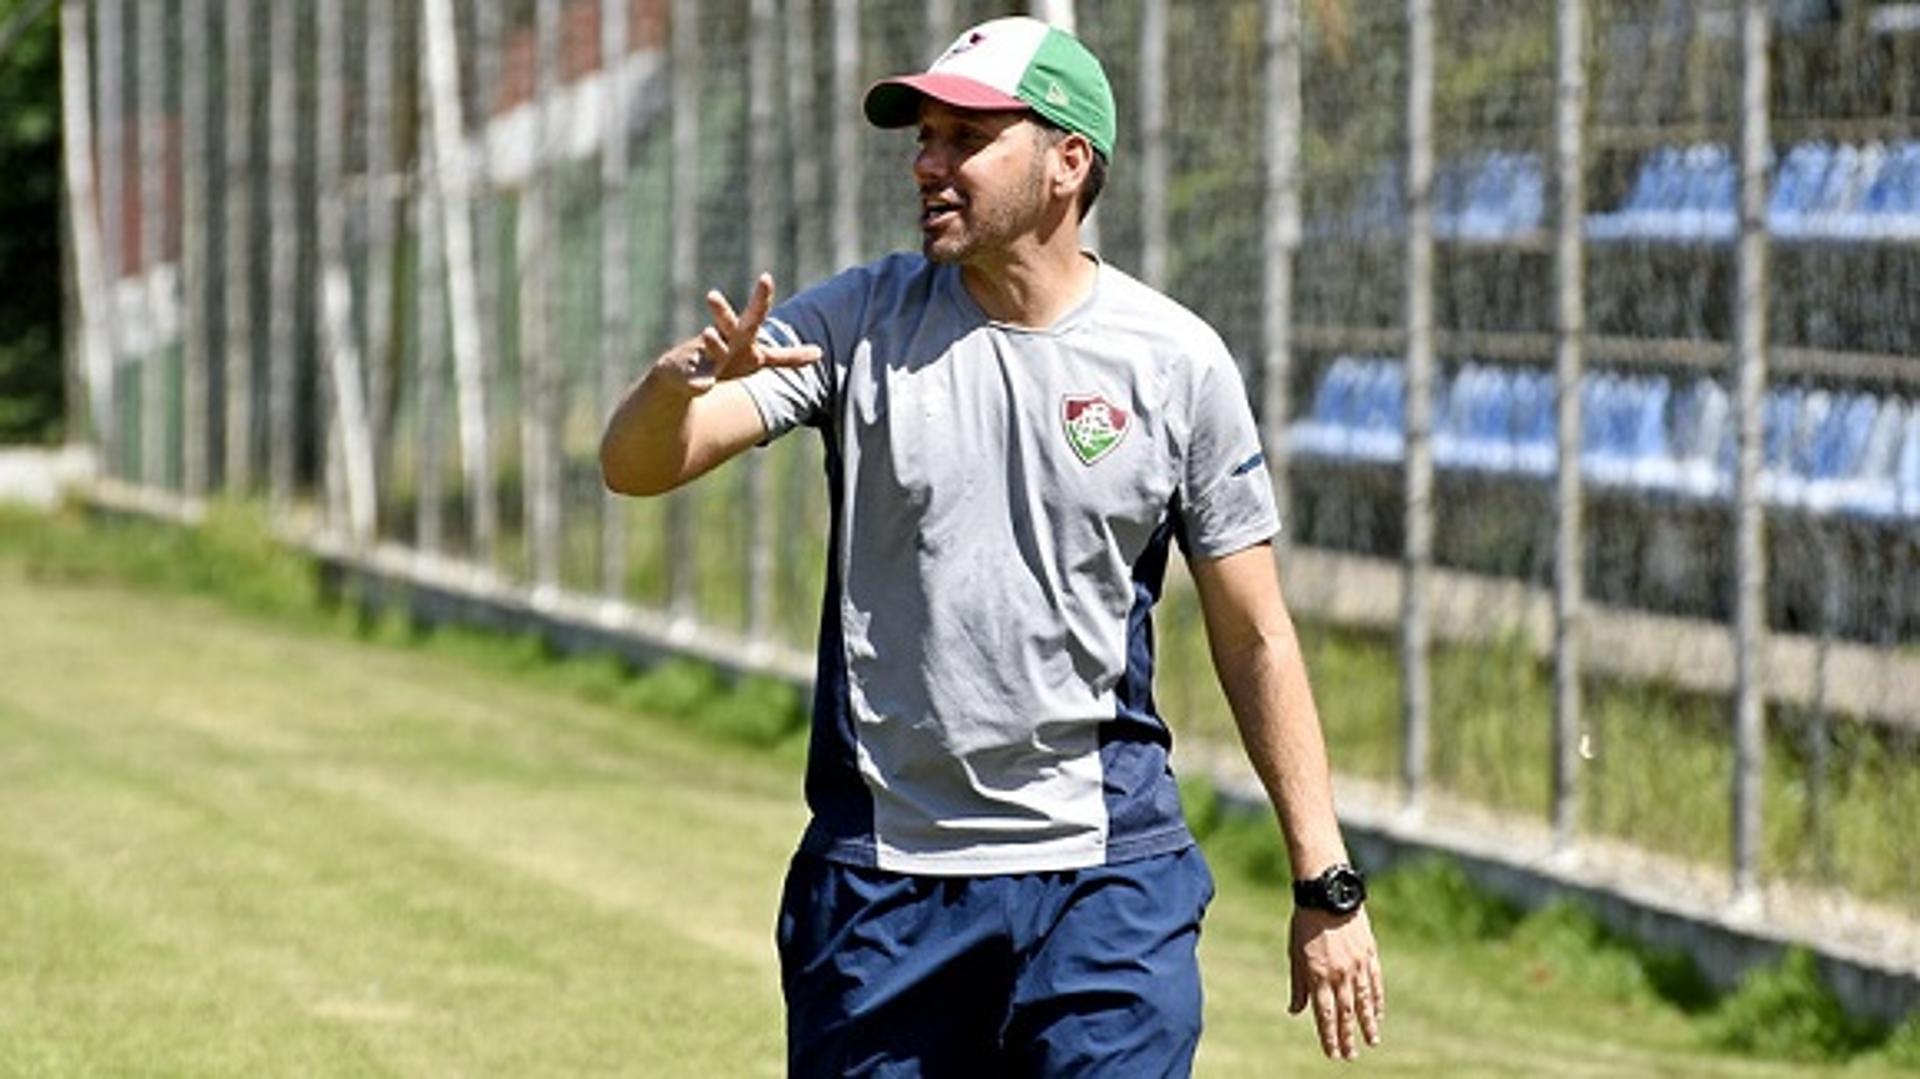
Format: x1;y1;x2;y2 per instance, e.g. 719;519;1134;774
914;142;947;187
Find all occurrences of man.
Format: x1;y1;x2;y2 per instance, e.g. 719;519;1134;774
602;15;1382;1074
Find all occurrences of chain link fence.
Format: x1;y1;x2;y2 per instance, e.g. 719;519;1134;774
59;0;1920;925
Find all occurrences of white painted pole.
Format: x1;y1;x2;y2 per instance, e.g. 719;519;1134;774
522;0;561;590
1731;0;1772;908
786;0;823;286
364;0;397;482
136;0;168;488
181;0;210;497
422;0;498;562
600;0;633;599
1401;0;1436;816
745;0;779;645
417;91;447;555
780;0;821;628
1138;0;1168;288
830;0;859;270
926;0;953;58
668;0;700;622
58;0;113;452
266;0;299;512
96;0;124;475
221;0;253;491
317;0;378;544
1261;0;1301;548
1552;0;1589;852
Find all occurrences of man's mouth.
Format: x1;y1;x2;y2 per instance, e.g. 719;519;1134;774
921;197;963;229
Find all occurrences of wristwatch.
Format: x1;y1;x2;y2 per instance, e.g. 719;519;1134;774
1293;863;1368;914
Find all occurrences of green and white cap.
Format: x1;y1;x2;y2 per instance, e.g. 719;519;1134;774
863;16;1117;160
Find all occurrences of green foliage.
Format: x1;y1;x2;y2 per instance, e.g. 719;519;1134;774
1706;948;1883;1063
1880;1012;1920;1068
0;0;62;443
0;501;318;616
1366;855;1523;944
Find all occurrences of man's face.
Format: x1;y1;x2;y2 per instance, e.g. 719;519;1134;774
913;100;1051;266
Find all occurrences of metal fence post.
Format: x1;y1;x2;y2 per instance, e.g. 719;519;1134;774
1551;0;1589;852
472;0;504;567
926;0;953;58
667;0;701;623
181;0;210;498
96;0;124;475
59;0;112;454
136;0;168;489
780;0;822;634
600;0;633;600
1138;0;1168;290
221;0;252;492
422;0;497;564
1401;0;1436;816
417;74;447;557
830;0;860;271
364;0;397;494
523;0;561;590
1731;0;1772;908
266;0;299;512
745;0;780;646
317;0;378;544
1261;0;1300;545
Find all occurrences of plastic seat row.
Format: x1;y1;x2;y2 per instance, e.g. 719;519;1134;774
1586;140;1920;242
1342;152;1547;240
1288;355;1920;521
1333;141;1920;243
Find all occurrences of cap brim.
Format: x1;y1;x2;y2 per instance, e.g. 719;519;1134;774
863;73;1029;129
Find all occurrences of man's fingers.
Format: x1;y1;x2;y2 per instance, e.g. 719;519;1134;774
1356;966;1382;1048
1311;984;1340;1060
1369;952;1387;1031
1333;978;1359;1060
705;289;741;340
739;272;776;336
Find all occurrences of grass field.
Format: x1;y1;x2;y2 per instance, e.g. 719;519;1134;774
1;508;1915;1075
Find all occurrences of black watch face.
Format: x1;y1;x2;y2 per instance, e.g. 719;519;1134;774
1325;870;1365;912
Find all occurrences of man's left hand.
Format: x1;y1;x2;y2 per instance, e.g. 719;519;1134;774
1288;906;1385;1060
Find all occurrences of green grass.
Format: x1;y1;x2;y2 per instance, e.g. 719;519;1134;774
1;504;1915;1074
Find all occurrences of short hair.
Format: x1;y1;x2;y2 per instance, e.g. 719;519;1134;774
1033;118;1109;222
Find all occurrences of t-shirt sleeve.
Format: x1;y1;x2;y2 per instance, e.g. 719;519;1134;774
738;269;865;440
1177;350;1282;560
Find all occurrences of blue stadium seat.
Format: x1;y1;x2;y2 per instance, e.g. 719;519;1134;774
1286;359;1913;523
1509;370;1557;476
1591;139;1920;242
1898;407;1920;520
1669;377;1731;498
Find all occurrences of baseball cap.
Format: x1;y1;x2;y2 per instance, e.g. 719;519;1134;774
863;17;1117;160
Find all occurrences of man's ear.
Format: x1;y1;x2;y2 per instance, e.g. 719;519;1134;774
1051;132;1094;204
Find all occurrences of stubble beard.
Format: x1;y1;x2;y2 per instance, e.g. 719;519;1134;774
921;151;1050;266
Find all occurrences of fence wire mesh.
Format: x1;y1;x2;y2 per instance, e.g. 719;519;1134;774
60;0;1920;917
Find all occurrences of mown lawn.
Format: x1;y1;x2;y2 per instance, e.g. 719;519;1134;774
0;534;1911;1075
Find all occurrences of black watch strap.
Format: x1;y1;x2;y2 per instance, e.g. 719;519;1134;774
1293;863;1367;914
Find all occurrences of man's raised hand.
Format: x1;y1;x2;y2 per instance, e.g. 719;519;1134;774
673;272;821;394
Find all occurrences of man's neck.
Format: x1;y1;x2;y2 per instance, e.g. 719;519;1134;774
958;234;1098;330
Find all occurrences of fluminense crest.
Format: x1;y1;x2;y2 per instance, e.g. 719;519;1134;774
1061;393;1129;465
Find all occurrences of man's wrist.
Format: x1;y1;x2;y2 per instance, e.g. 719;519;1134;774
1292;862;1367;915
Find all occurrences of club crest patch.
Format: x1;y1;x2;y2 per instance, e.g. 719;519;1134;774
1062;393;1130;465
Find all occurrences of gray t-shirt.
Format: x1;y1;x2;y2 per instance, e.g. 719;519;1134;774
743;253;1278;875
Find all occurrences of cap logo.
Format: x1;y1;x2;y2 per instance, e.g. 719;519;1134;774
1045;80;1070;107
1062;393;1129;465
942;29;988;62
